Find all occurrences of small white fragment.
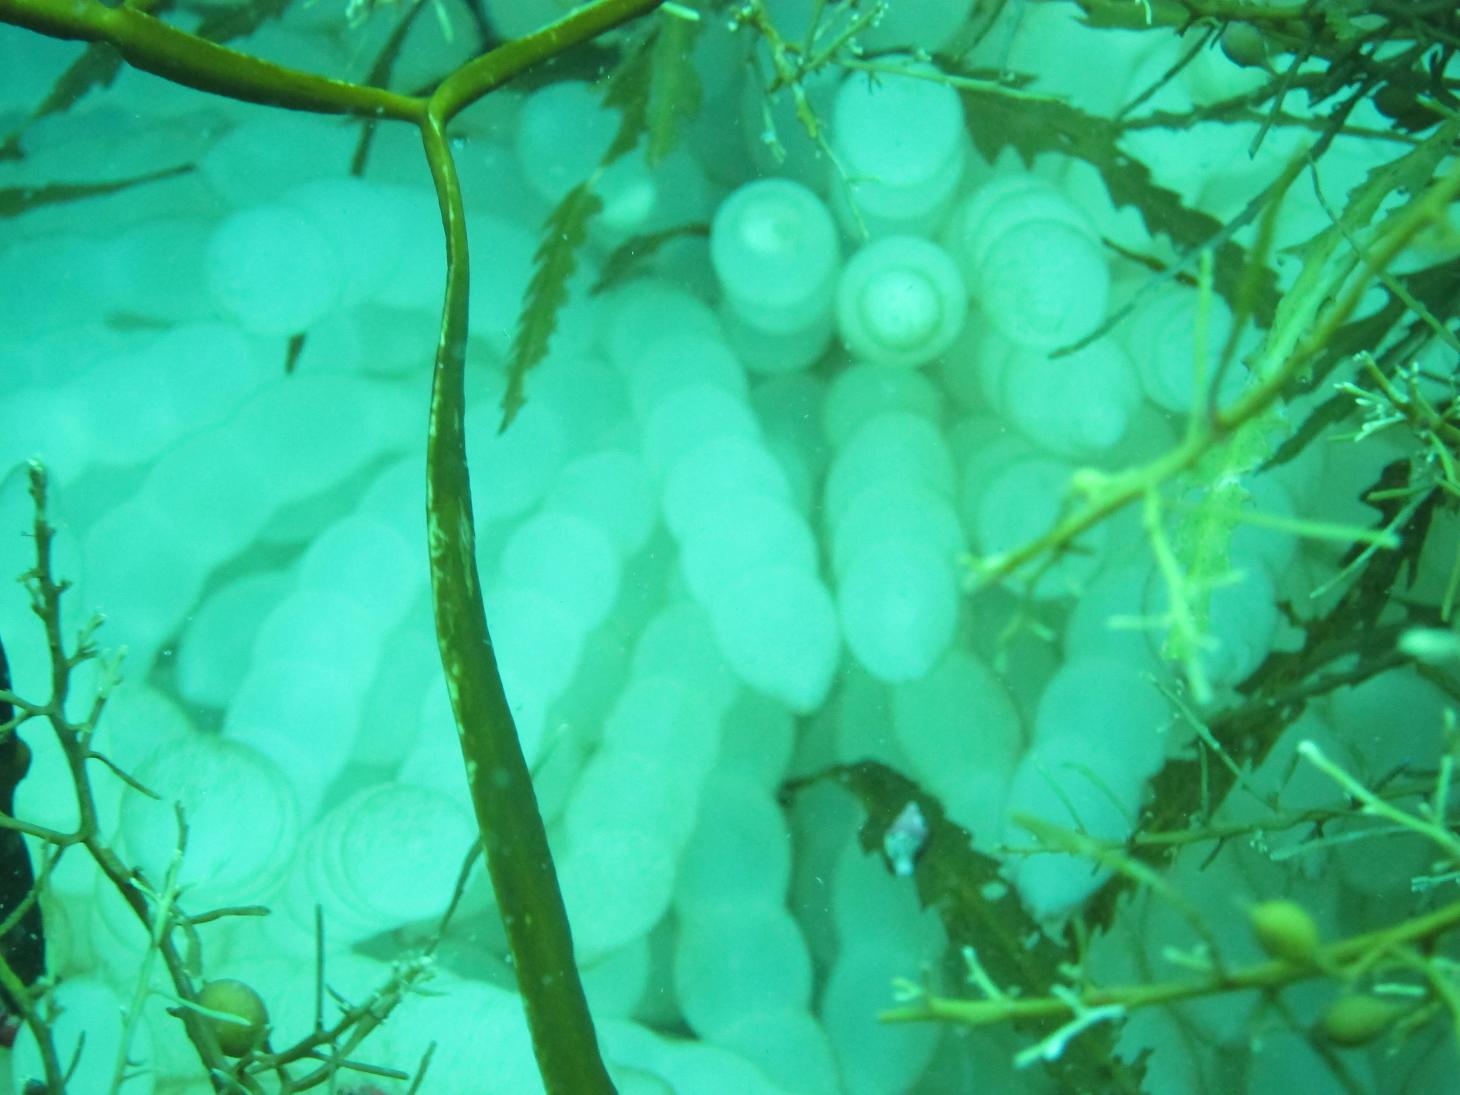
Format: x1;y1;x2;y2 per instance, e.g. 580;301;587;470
1400;627;1460;665
883;800;929;877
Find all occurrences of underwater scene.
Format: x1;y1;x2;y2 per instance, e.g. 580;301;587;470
0;0;1458;1091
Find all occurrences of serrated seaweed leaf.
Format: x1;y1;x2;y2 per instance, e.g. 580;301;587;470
783;761;1147;1094
1;0;293;159
645;7;700;166
349;0;435;176
600;6;701;168
1264;262;1460;474
0;163;189;218
959;84;1278;326
1085;139;1460;920
1;44;124;160
1246;119;1460;399
1073;0;1187;29
1086;460;1443;937
501;180;603;430
31;43;124;121
193;0;293;45
600;24;654;164
591;220;708;294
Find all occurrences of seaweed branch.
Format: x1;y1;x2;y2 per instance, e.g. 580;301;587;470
964;118;1460;589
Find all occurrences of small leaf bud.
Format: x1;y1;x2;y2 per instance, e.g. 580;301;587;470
1220;23;1270;70
197;978;269;1057
1249;899;1320;965
1319;994;1409;1047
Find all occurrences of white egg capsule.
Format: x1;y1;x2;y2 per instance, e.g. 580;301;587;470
1121;281;1248;413
943;173;1098;285
974;217;1110;351
829;62;969;236
710;178;840;335
835;236;967;369
995;338;1143;457
943;174;1110;351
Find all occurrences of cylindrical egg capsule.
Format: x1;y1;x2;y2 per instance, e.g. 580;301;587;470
711;178;840;335
711;178;841;373
836;236;967;369
829;63;969;236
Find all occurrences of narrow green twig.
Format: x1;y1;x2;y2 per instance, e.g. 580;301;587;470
882;895;1460;1029
15;463;244;1092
